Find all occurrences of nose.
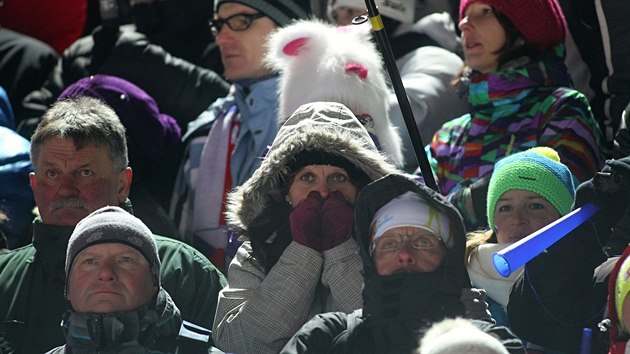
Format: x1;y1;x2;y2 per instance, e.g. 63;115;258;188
97;260;117;282
312;180;330;199
58;173;79;196
458;15;472;32
396;246;416;267
512;208;528;225
214;24;234;45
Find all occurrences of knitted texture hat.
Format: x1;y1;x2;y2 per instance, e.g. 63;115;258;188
215;0;312;26
327;0;414;24
459;0;567;51
487;147;575;231
59;75;181;168
66;206;161;292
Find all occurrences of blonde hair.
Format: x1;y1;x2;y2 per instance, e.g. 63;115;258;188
465;229;496;264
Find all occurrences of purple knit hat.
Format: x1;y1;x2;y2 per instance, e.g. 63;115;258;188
59;75;181;167
459;0;567;51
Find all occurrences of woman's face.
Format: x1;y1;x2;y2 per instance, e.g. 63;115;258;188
459;2;507;73
287;165;358;206
493;189;561;244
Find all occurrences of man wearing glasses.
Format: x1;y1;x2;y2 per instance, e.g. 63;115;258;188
170;0;312;271
280;174;526;354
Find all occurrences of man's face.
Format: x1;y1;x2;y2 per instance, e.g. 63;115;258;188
330;6;366;26
372;226;447;276
30;137;132;226
67;243;157;313
214;2;278;80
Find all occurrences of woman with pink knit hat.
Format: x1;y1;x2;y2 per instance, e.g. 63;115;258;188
428;0;605;231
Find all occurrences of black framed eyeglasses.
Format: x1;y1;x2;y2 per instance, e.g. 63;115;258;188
209;12;266;36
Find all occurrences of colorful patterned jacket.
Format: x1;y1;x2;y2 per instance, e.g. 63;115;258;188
429;45;605;197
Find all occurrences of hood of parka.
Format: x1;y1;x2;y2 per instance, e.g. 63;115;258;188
225;101;400;234
353;174;472;351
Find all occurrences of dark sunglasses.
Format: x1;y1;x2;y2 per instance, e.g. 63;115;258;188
209;12;266;36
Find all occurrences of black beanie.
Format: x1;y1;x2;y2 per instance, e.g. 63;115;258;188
287;149;371;188
215;0;312;26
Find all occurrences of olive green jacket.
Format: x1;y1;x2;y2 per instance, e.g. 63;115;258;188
0;205;226;354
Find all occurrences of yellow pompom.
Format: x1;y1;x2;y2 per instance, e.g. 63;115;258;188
528;146;560;163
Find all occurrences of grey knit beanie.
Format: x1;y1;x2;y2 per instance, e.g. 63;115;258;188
215;0;312;26
65;206;161;290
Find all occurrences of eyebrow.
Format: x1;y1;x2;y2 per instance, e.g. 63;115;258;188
40;161;93;170
76;250;139;259
497;196;547;202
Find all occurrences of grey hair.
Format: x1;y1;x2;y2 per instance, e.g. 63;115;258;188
30;97;128;172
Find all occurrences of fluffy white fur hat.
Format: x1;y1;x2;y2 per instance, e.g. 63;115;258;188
265;18;404;167
419;318;510;354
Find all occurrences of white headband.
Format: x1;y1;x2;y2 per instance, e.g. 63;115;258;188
371;191;451;248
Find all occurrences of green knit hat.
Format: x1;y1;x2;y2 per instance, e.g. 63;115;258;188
487;147;576;231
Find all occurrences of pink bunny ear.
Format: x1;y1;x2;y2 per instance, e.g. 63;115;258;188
283;37;309;56
345;62;368;80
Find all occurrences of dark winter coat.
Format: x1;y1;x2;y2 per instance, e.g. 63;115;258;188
0;201;227;354
280;174;525;354
45;288;210;354
20;25;229;138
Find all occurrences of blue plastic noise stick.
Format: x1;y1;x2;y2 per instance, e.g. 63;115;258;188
492;202;601;277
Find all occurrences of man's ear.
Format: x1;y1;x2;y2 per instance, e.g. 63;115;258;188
29;172;37;191
117;167;133;203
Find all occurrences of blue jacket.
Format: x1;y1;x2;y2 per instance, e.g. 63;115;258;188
170;77;280;258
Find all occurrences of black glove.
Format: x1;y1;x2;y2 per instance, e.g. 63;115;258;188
450;175;491;230
574;158;630;239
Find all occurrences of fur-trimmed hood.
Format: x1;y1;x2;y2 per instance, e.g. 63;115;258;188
225;101;400;234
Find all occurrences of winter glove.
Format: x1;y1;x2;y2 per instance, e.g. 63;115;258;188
460;287;494;322
289;191;323;251
320;191;354;251
574;158;630;241
449;175;491;231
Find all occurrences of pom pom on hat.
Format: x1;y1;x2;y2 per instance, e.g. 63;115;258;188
370;191;452;253
65;206;161;295
215;0;312;27
487;147;576;231
327;0;414;24
459;0;567;51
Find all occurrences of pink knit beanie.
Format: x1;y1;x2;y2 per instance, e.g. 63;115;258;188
459;0;567;51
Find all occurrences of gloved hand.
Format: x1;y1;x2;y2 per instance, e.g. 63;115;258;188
450;175;491;230
574;157;630;234
460;288;494;322
289;191;323;251
321;191;354;251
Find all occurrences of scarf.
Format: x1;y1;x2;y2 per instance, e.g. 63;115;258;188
192;104;239;266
